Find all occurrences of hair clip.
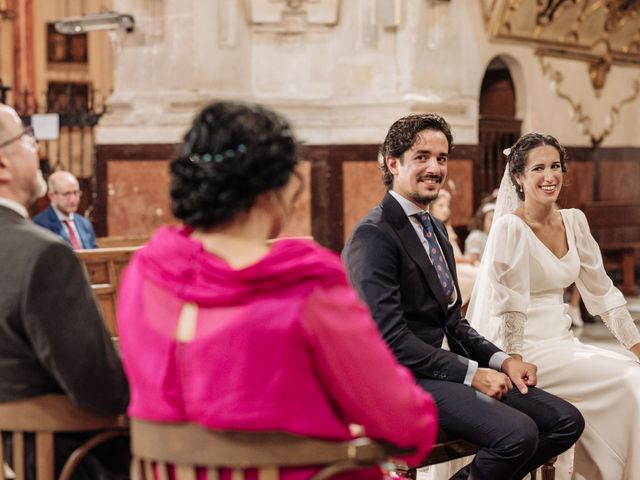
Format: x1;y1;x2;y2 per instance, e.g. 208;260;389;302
503;148;511;156
189;144;247;164
189;153;212;163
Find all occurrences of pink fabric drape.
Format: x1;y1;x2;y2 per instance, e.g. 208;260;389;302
118;227;438;479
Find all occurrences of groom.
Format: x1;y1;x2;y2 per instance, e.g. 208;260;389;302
342;113;584;479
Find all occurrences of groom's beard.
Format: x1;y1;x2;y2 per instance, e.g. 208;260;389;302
411;181;442;206
412;192;438;206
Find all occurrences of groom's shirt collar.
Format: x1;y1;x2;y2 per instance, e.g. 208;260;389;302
389;190;424;217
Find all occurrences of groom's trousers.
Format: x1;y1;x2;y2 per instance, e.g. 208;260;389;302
418;379;585;480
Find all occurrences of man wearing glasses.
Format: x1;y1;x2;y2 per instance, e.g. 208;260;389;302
0;103;129;479
34;170;97;249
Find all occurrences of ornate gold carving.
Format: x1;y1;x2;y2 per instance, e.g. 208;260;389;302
604;0;640;32
484;0;640;91
537;0;578;26
538;55;640;146
588;54;612;90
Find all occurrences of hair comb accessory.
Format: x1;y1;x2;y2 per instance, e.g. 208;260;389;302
189;153;212;163
188;144;248;164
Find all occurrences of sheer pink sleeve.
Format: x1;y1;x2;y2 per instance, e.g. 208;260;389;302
301;285;438;466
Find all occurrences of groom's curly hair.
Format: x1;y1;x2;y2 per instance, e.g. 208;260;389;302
508;132;568;201
379;113;454;190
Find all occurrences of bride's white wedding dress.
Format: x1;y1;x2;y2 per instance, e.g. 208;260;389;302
473;208;640;480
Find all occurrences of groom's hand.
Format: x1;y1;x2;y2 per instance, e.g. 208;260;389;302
501;357;538;394
471;368;512;400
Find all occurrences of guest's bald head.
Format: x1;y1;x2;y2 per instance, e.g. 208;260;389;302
48;171;82;216
0;104;46;207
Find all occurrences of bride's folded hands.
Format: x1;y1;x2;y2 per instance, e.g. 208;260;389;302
501;357;538;394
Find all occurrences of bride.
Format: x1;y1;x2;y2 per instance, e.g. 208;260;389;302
468;132;640;480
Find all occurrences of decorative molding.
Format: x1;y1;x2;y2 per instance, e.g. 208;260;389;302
538;55;640;147
483;0;640;91
243;0;341;34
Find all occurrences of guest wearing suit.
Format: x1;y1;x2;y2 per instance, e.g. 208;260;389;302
342;113;584;479
0;104;128;479
33;171;97;249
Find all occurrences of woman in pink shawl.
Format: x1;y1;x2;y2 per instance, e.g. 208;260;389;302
117;101;438;479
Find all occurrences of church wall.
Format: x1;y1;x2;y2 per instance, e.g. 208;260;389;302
94;0;640;248
95;140;640;251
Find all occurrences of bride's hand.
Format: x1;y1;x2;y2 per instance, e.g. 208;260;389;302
630;343;640;361
501;357;538;394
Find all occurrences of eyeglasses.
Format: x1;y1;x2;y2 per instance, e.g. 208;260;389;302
53;190;81;198
0;126;37;149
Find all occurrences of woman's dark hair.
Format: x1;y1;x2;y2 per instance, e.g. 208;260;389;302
507;132;568;201
170;101;299;228
379;113;454;190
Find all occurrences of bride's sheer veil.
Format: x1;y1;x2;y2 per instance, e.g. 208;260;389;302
466;153;522;346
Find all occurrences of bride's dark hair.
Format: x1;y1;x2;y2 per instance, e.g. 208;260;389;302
507;132;568;201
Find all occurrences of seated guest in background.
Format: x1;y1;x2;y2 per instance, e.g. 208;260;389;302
117;101;438;479
429;189;478;305
464;196;495;263
33;170;97;249
342;113;584;480
0;104;129;479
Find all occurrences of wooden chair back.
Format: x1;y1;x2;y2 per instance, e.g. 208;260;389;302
0;395;126;480
96;235;149;249
130;419;409;480
77;247;139;336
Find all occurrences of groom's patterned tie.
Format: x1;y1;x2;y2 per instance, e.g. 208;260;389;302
416;213;454;298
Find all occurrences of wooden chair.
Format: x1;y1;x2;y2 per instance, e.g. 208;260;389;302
396;429;556;480
96;235;149;249
77;246;139;336
130;419;412;480
0;395;127;480
266;236;314;245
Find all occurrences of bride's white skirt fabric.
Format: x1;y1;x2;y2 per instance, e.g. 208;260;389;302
424;303;640;480
525;338;640;480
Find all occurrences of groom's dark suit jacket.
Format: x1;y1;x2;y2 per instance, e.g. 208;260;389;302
343;192;501;383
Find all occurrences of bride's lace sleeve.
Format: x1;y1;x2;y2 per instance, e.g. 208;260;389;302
600;306;640;350
571;209;627;315
498;311;526;356
470;215;530;351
